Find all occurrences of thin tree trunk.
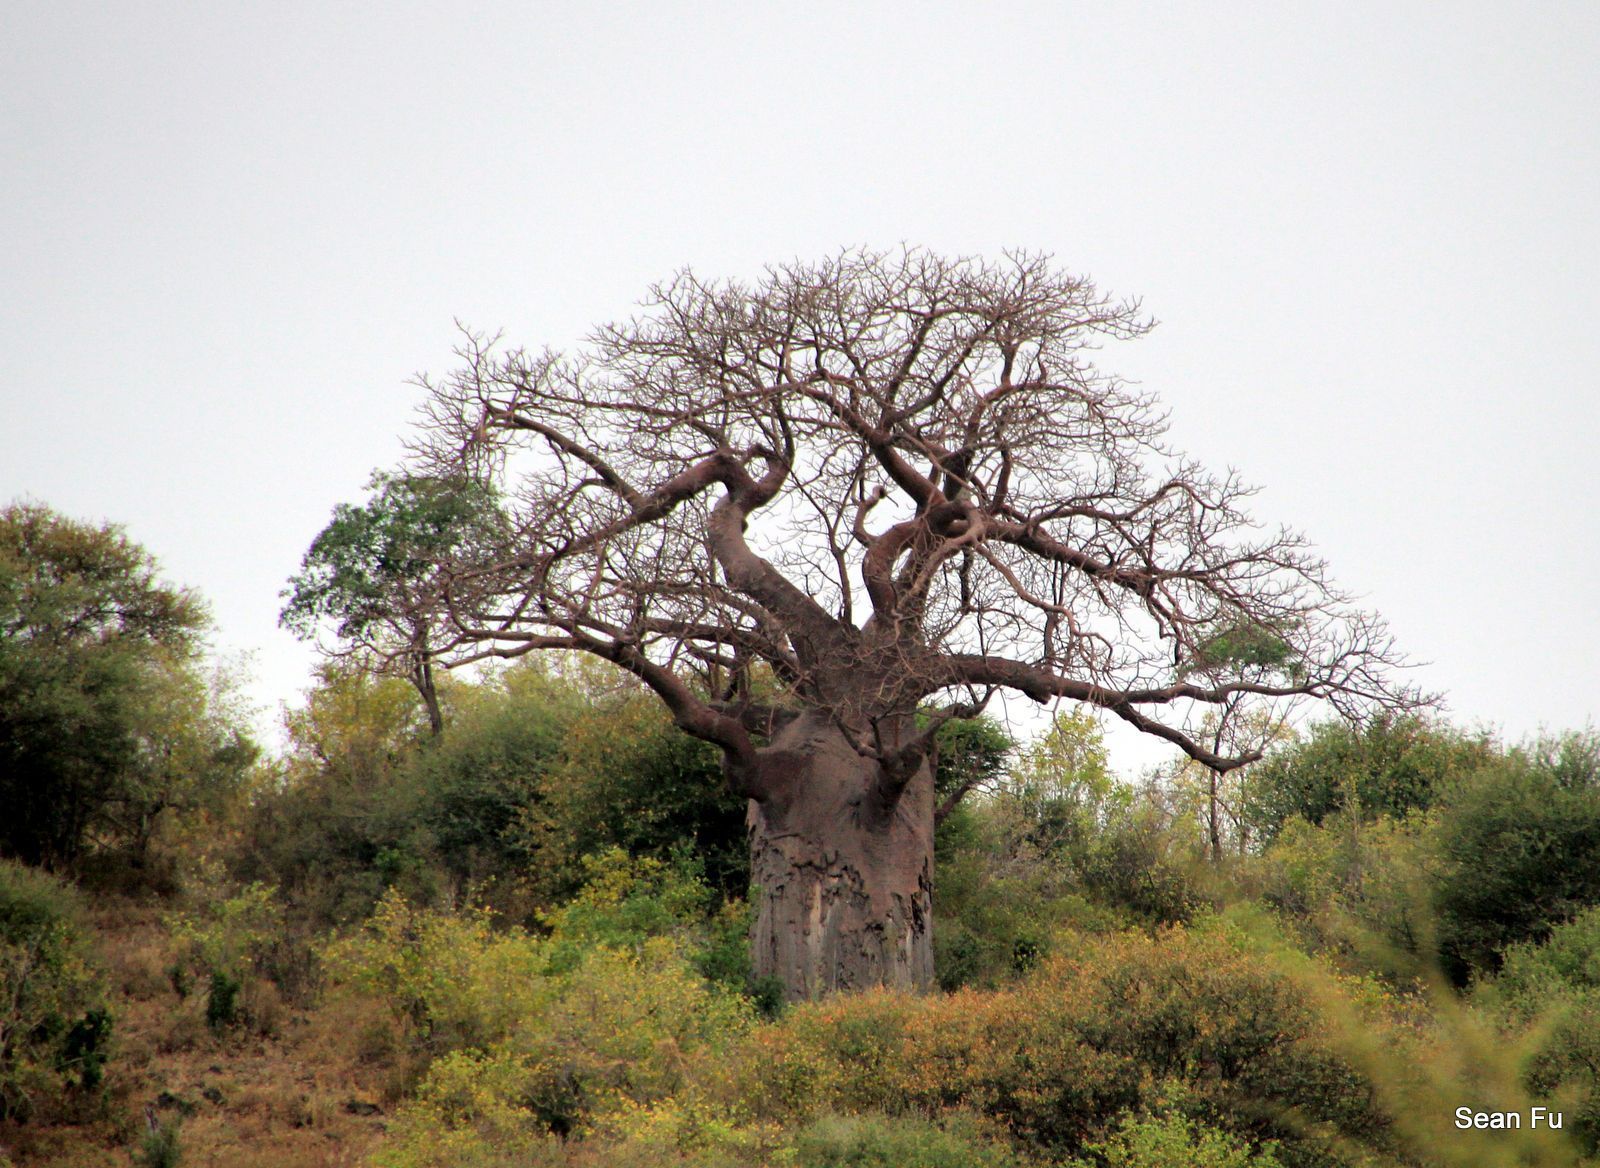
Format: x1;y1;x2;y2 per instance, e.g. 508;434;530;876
413;656;444;738
1208;766;1222;863
745;713;935;1001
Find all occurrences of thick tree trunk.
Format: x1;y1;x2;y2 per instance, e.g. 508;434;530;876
745;713;935;1001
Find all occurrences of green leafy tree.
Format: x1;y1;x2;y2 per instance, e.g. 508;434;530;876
282;471;503;735
1245;716;1495;844
1434;731;1600;981
931;714;1014;820
234;664;439;926
1175;622;1302;862
984;710;1129;879
0;502;245;873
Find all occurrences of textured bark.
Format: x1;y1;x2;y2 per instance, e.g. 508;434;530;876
746;713;935;1001
411;251;1421;1002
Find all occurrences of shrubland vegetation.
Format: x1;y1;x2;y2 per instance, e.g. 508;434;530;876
5;502;1600;1166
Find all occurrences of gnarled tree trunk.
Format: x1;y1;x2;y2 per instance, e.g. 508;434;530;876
745;713;935;1001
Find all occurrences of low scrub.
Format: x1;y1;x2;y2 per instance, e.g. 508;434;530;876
742;923;1381;1165
0;860;112;1121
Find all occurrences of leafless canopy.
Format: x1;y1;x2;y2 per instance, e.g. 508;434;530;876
409;248;1416;787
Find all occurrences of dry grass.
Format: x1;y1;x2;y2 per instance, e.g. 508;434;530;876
2;900;393;1168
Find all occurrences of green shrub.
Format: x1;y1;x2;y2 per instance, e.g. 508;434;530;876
1491;904;1600;1013
540;849;712;967
1074;802;1214;924
243;663;749;929
405;666;575;901
0;859;112;1120
740;924;1385;1165
1255;809;1440;977
137;1117;184;1168
1477;906;1600;1153
1245;716;1496;843
932;716;1210;989
1067;1111;1285;1168
512;681;748;905
323;889;553;1054
369;939;752;1160
1433;741;1600;981
934;801;1125;991
333;852;757;1158
233;667;442;928
167;880;289;1032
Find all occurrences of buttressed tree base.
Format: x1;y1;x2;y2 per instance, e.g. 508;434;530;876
405;248;1415;1000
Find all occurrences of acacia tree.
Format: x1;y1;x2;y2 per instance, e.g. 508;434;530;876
405;249;1415;999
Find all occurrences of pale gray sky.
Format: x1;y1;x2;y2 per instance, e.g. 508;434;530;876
4;3;1597;770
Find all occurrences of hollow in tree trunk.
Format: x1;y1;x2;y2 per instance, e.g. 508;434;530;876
745;713;935;1001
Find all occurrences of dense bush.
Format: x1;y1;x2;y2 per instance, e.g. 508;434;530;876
933;799;1123;990
933;711;1213;989
1476;905;1600;1152
1246;716;1495;843
1433;734;1600;980
741;923;1385;1166
0;860;112;1120
0;503;255;877
1254;809;1439;976
367;942;751;1164
233;667;441;926
790;1111;1026;1167
240;663;749;928
405;665;577;903
514;682;746;905
330;851;760;1159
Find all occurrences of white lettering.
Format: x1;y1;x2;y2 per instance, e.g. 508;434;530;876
1455;1106;1570;1131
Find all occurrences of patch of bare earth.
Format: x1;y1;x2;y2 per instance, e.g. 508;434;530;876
2;901;396;1168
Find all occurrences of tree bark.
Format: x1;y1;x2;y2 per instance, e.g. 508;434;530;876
411;654;444;738
745;713;935;1001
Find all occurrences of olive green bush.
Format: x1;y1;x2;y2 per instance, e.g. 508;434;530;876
1433;734;1600;981
740;923;1385;1166
1245;716;1495;843
240;662;748;930
1254;809;1440;979
331;851;757;1163
167;881;290;1032
933;712;1212;989
1476;905;1600;1152
357;940;751;1164
1064;1111;1285;1168
233;668;441;927
0;859;112;1120
790;1111;1028;1167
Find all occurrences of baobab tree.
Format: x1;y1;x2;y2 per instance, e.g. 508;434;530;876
404;248;1416;1000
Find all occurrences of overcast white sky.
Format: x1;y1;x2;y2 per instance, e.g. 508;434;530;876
4;3;1596;772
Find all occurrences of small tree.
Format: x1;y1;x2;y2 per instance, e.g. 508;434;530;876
282;471;504;735
1174;622;1302;861
404;248;1418;999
